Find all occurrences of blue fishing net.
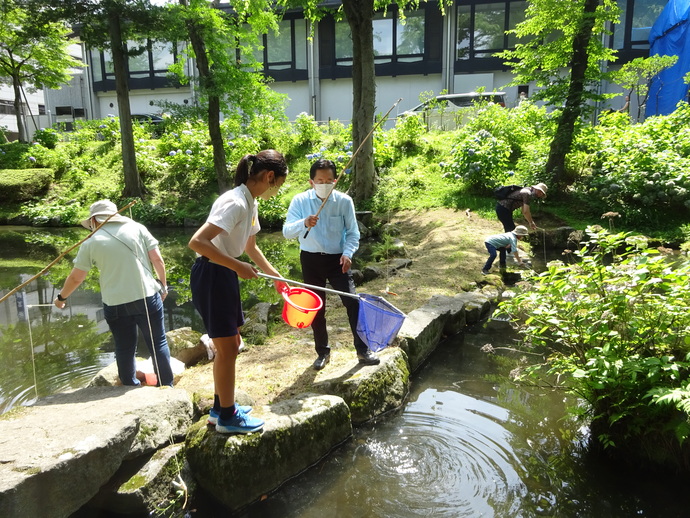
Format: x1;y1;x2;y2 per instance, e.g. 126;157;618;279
356;294;406;352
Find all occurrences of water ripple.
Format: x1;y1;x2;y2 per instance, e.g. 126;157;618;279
340;389;527;517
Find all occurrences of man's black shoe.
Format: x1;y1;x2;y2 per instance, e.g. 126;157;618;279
313;354;330;371
357;350;380;366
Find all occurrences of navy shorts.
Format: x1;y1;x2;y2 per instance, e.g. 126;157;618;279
190;257;244;338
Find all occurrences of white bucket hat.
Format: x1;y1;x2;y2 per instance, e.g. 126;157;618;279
533;183;548;196
80;199;130;229
513;225;529;236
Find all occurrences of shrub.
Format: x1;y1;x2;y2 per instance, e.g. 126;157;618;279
21;198;80;225
442;129;512;192
293;112;323;149
0;142;31;169
33;128;60;149
580;103;690;225
500;227;690;469
0;169;54;202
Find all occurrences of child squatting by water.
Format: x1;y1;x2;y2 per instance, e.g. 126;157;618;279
482;225;528;275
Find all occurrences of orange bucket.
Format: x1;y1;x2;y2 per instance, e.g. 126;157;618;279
281;287;323;328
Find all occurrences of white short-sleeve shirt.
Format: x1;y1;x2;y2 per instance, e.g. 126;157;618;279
206;184;260;258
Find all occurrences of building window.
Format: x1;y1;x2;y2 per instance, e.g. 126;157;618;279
38;104;46;115
614;0;664;51
254;17;308;82
336;8;426;66
0;100;14;115
55;106;73;116
128;41;151;79
90;41;181;92
323;4;441;79
457;1;527;61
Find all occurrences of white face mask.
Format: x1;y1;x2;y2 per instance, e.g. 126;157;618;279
313;183;334;199
259;181;280;201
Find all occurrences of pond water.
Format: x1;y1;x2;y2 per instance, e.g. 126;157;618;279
2;226;689;517
0;225;293;414
232;322;690;518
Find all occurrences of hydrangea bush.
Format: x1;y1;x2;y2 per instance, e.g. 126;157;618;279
580;103;690;224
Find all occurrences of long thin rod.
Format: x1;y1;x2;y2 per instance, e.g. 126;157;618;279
257;272;360;299
258;272;407;316
304;98;402;238
0;200;138;305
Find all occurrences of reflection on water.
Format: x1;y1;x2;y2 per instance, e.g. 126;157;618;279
238;322;690;518
0;225;298;415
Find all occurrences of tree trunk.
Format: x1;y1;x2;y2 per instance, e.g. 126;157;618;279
183;2;231;193
343;0;376;204
544;0;600;187
108;10;144;198
12;76;26;142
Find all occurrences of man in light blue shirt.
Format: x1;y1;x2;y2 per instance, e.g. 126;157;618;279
283;159;380;370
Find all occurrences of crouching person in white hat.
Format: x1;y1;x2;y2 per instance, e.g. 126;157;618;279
482;225;528;275
53;199;174;387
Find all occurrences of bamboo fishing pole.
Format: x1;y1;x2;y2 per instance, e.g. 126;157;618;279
0;199;138;305
304;98;403;238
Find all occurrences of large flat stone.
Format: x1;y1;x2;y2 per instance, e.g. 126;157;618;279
0;386;193;518
186;393;351;513
397;306;447;372
0;394;138;518
313;347;410;424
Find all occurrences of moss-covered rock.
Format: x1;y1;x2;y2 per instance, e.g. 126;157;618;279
185;394;351;513
314;348;410;424
87;443;194;516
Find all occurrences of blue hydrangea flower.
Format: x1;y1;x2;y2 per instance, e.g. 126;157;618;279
168;150;176;156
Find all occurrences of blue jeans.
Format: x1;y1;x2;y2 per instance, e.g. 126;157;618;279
484;243;508;272
103;294;174;386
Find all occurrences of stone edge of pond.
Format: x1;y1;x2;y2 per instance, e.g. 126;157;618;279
0;289;502;517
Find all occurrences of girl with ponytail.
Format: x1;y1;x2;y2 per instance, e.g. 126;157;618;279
188;149;288;434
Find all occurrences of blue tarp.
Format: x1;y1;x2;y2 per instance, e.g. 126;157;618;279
647;0;690;116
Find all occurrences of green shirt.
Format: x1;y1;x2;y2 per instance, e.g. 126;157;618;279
73;219;160;306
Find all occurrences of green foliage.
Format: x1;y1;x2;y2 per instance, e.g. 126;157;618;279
20;199;80;225
578;102;690;226
0;0;85;141
0;142;31;169
609;55;678;121
293;112;323;149
438;102;554;192
257;191;289;229
33;129;60;149
154;125;215;197
497;0;620;111
442;129;512;192
500;227;690;467
0;168;53;202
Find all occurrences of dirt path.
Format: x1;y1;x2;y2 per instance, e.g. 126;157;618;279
176;208;524;407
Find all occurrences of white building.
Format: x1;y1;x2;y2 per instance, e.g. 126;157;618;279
44;0;665;128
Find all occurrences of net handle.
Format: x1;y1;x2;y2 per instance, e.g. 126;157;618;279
257;272;360;300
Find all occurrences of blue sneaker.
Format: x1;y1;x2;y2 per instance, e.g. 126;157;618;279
216;406;264;434
207;405;252;425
